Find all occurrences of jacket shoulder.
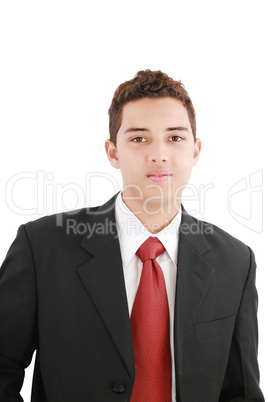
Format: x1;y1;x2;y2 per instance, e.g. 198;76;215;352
184;212;252;266
23;194;118;238
21;206;100;250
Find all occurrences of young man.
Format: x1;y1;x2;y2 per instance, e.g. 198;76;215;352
0;70;264;401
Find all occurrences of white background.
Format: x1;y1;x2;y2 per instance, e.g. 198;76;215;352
0;0;267;400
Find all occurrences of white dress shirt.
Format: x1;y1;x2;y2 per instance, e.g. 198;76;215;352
115;192;181;402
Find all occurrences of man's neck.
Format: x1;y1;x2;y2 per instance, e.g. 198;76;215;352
121;195;181;234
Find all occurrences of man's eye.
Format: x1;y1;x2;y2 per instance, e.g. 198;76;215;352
169;136;182;142
131;137;145;142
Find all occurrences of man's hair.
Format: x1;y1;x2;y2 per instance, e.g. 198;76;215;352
108;69;196;145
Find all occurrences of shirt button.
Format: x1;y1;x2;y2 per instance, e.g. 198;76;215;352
112;384;126;393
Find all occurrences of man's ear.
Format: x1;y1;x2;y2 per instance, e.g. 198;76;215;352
192;138;201;166
105;139;120;169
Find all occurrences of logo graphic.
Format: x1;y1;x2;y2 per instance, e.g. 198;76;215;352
227;170;263;233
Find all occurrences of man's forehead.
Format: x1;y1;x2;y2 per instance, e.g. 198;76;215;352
120;97;190;126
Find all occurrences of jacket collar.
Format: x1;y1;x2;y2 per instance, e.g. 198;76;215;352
174;205;215;375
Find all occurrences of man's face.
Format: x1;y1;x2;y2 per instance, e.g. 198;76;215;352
105;97;201;214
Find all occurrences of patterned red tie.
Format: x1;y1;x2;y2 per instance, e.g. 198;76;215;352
130;236;172;401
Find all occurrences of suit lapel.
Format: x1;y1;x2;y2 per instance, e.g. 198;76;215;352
76;194;135;381
75;195;215;380
174;207;215;373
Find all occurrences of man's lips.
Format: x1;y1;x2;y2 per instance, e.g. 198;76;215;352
147;170;171;182
147;170;171;177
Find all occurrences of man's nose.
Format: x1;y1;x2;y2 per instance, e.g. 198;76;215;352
147;143;168;163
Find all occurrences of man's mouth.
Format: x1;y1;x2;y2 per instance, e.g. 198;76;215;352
147;170;171;182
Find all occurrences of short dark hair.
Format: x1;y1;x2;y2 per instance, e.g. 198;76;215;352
108;69;196;145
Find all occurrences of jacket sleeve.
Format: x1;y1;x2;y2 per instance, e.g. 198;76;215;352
0;225;38;401
219;247;265;402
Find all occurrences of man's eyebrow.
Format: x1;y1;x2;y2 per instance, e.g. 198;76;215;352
124;126;189;134
166;126;189;132
124;128;149;134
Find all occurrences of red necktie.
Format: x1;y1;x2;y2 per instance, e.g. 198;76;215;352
130;237;172;401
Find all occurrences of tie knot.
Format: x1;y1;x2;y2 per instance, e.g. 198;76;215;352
136;237;165;262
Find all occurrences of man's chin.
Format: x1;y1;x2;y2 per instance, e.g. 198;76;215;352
121;182;183;210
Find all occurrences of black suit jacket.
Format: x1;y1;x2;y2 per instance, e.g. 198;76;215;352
0;194;265;401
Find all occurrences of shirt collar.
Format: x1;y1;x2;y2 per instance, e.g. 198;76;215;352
115;192;181;267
